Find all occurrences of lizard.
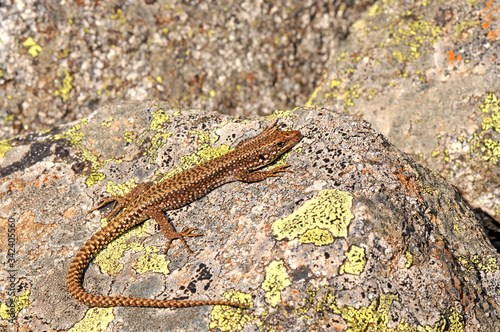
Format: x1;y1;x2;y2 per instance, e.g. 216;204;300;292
67;119;302;309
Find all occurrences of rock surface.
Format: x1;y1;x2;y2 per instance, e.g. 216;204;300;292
308;0;500;239
2;0;499;251
1;102;499;331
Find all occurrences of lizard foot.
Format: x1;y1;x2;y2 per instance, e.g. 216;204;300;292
89;196;128;219
164;227;204;254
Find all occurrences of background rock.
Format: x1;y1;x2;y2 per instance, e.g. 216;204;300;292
0;0;370;140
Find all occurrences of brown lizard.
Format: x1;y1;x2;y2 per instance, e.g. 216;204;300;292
67;119;302;308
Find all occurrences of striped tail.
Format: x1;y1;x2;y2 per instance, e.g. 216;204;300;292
67;223;247;308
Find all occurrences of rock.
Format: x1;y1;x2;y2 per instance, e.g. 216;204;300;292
1;102;498;330
307;0;500;242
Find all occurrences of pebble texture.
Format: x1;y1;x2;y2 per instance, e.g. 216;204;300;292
0;102;499;331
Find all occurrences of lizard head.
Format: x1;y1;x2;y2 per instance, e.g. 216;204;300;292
242;120;302;170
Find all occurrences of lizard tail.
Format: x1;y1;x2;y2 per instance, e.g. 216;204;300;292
67;224;248;308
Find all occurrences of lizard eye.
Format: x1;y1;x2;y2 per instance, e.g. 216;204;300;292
277;141;285;147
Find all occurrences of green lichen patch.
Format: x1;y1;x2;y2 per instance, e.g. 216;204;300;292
146;108;172;164
384;15;443;63
317;290;464;331
132;246;170;274
261;260;292;307
405;251;413;268
105;179;138;197
85;171;106;188
67;307;114;332
482;138;500;163
480;92;500;132
339;245;366;275
329;293;400;331
299;227;334;246
0;138;13;159
458;254;499;273
0;290;30;321
100;116;114;128
267;109;293;120
54;69;73;102
53;119;87;146
22;37;42;57
94;220;151;275
51;118;114;187
149;108;170;131
272;189;353;246
478;93;500;163
209;291;254;331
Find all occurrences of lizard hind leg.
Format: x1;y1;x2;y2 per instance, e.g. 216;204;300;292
147;208;203;255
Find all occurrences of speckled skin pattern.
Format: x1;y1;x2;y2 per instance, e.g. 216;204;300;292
67;120;302;308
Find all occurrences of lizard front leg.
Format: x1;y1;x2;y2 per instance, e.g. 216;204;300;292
236;164;293;183
146;208;203;254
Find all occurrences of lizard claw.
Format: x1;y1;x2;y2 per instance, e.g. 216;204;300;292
89;196;128;219
268;164;293;177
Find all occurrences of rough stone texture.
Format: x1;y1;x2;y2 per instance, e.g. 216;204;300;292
0;0;371;140
2;0;500;251
307;0;500;238
1;103;499;331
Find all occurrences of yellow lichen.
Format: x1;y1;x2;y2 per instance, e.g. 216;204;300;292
261;260;292;307
209;291;253;331
68;307;114;332
478;93;500;163
54;69;73;102
299;227;334;246
124;131;133;143
110;8;127;23
0;290;30;321
272;189;353;246
150;108;170;131
480;93;500;131
447;307;465;332
100;116;113;128
339;245;366;275
267;109;294;121
164;144;231;180
305;86;322;107
85;171;106;188
22;37;42;57
458;254;499;273
0;139;13;159
133;246;170;274
53;120;86;146
330;293;399;331
482;138;500;163
105;179;138;197
405;251;413;268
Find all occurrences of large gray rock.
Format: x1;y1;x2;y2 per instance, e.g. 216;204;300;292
308;0;500;241
0;102;498;331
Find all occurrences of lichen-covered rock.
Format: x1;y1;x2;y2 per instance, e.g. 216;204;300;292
307;0;500;244
0;102;499;331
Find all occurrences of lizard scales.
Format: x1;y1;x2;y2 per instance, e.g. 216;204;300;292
67;119;301;308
